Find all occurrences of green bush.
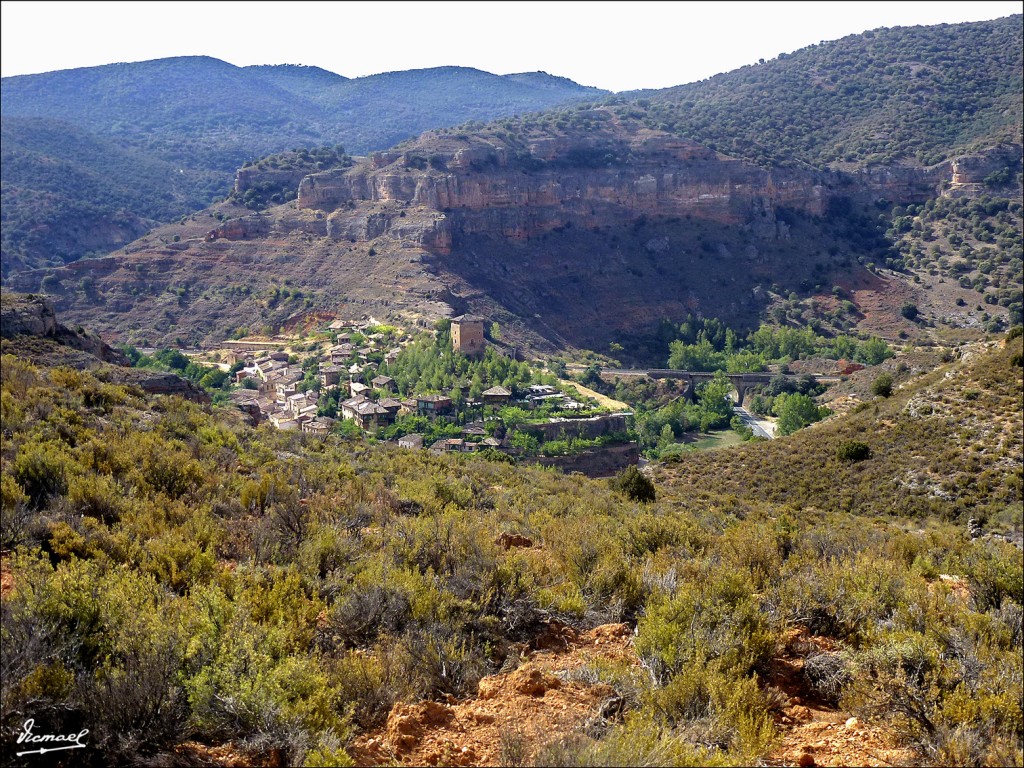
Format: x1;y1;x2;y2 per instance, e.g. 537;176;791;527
871;373;894;397
13;442;70;509
836;440;872;462
611;465;656;503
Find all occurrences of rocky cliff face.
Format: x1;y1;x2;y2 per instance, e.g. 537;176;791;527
293;117;957;253
10;116;1018;356
296;127;837;246
945;143;1023;197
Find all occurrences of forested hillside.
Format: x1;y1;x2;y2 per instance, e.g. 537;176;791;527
0;117;224;277
0;58;604;273
631;14;1023;169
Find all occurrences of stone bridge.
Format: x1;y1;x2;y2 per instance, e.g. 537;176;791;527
599;368;840;406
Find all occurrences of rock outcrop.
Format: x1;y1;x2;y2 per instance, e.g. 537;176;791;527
1;292;127;365
944;143;1023;197
297;127;838;247
293;118;968;255
0;292;58;338
1;292;209;403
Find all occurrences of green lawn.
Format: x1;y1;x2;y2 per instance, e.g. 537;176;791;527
683;430;747;452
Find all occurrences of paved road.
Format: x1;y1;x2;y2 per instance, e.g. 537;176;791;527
733;406;775;439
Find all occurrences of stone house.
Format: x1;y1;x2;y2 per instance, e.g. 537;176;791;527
296;404;319;424
398;433;424;450
429;438;466;454
416;394;453;417
273;374;302;402
482;385;512;405
287;392;308;416
270;412;298;430
302;416;335;435
319;364;343;388
379;398;403;418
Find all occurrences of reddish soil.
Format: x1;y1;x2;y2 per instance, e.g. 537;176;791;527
847;270;920;341
763;628;921;768
348;622;636;766
0;555;13;599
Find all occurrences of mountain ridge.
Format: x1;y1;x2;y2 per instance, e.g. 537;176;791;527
1;57;606;272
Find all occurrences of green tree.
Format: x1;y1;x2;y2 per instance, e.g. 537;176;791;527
856;337;893;365
776;393;827;436
697;371;734;422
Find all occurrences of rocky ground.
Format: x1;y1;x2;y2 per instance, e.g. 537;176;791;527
762;627;921;768
348;622;634;766
345;621;924;767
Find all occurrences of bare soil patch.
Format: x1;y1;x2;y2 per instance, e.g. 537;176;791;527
348;622;636;766
763;628;921;768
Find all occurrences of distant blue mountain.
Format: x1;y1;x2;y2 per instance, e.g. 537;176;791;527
1;56;607;272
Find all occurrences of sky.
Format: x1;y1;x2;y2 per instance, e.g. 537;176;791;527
1;1;1021;92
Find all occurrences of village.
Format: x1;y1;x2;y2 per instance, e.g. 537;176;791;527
215;315;631;456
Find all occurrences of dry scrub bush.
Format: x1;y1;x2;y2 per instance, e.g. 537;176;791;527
842;599;1024;767
803;651;852;705
776;550;919;643
636;569;777;684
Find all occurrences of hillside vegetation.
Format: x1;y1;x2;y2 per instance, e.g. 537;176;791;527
430;16;1021;174
1;303;1021;766
656;333;1023;525
0;118;224;277
633;15;1023;169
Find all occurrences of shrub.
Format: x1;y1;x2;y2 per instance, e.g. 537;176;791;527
871;373;894;397
611;465;656;503
13;442;70;510
636;571;776;683
0;473;31;548
836;440;872;462
803;651;852;705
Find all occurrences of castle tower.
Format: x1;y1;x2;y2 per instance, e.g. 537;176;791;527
451;314;485;357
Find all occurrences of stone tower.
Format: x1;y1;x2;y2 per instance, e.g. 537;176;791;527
451;314;485;357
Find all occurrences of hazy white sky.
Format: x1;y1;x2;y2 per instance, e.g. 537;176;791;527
1;1;1020;91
